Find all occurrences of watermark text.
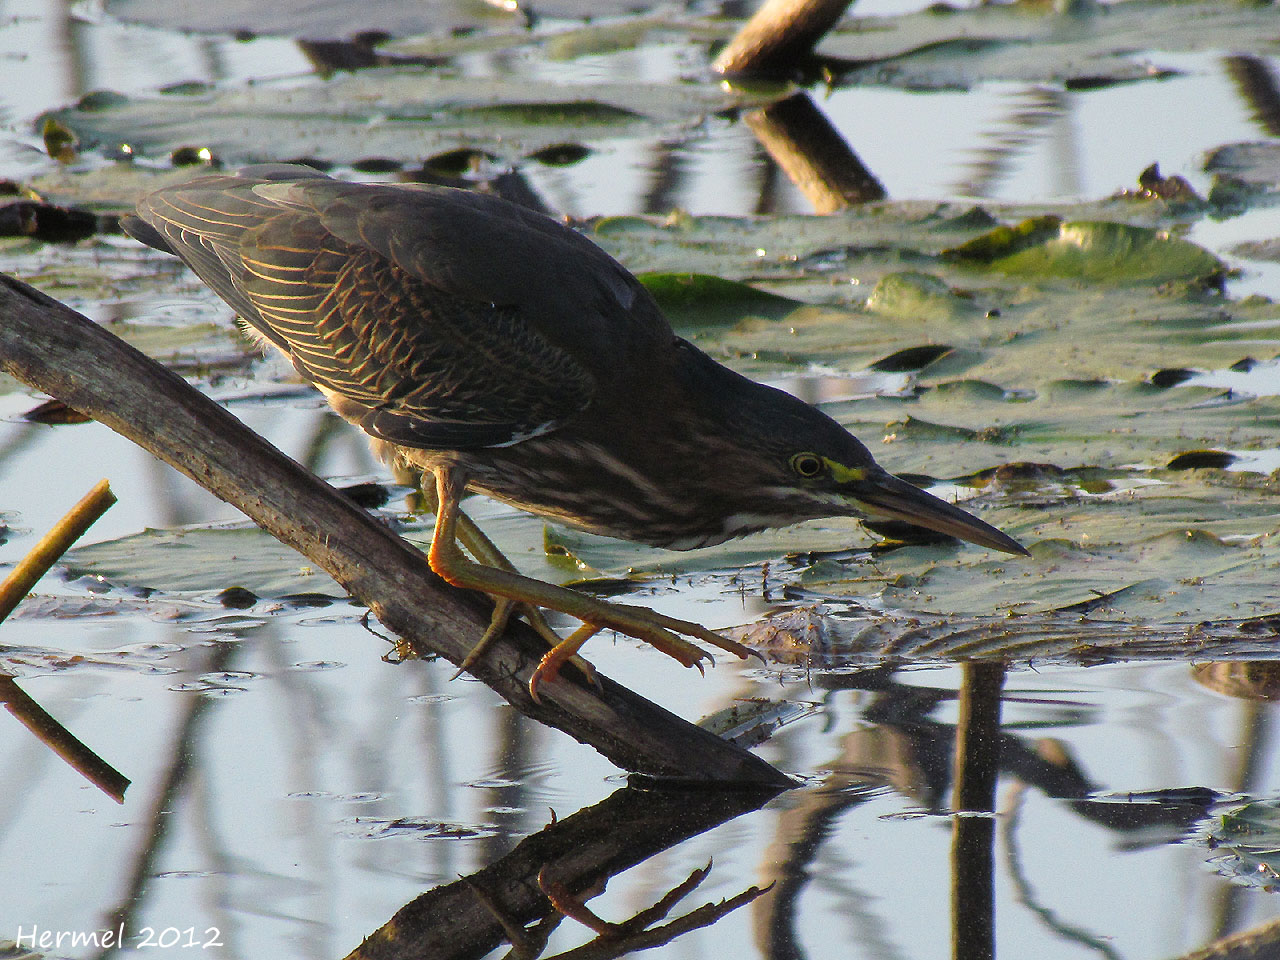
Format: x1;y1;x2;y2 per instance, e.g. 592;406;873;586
14;924;224;950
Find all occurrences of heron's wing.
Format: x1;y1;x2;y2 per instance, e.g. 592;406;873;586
250;177;675;356
131;171;596;450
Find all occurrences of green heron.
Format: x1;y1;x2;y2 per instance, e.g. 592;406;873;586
124;165;1026;696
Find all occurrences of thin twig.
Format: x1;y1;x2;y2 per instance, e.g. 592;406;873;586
0;478;128;802
0;674;129;802
0;478;115;620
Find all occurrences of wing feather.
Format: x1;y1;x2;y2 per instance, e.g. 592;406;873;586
132;170;600;449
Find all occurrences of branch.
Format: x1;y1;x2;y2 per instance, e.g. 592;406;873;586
0;272;792;787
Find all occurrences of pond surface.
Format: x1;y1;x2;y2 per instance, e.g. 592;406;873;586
2;0;1280;957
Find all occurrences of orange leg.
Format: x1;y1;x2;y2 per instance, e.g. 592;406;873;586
427;466;755;697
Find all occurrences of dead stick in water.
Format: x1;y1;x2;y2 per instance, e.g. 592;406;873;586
0;478;130;802
714;0;853;77
0;478;115;619
0;675;130;803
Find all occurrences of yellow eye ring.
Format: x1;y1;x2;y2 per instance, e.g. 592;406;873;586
790;453;824;478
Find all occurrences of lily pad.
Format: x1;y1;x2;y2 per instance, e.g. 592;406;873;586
1200;799;1280;890
104;0;644;39
866;271;979;322
638;272;801;326
940;215;1062;264
36;71;737;171
1205;142;1280;189
870;344;954;372
63;524;346;597
952;220;1223;284
820;0;1280;90
790;469;1280;623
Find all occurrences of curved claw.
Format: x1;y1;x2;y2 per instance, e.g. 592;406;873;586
530;624;601;702
451;596;519;680
452;595;603;690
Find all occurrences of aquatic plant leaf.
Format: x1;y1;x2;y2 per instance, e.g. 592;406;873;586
870;344;954;372
819;0;1280;90
459;101;642;124
1200;800;1280;890
36;70;735;171
791;473;1280;624
528;517;871;583
952;221;1223;284
639;272;801;325
107;0;660;38
940;216;1061;264
64;525;346;597
728;601;1280;670
866;271;979;321
1205;142;1280;189
698;699;814;748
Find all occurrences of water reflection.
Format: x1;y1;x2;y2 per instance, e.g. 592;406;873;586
7;589;1280;958
951;87;1076;202
743;92;886;213
1223;55;1280;139
951;663;1004;960
347;783;779;960
765;369;912;405
296;663;1062;959
5;3;1280;958
1195;662;1280;706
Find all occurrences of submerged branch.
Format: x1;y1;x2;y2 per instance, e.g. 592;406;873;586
0;272;792;787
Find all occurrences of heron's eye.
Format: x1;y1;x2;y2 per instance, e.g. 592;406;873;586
790;453;825;478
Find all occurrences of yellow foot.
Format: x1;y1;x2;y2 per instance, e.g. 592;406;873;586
529;623;601;702
452;595;600;693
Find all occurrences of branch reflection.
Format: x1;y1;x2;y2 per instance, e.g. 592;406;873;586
346;781;782;960
743;92;885;213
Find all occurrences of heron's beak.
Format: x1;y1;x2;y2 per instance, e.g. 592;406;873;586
849;469;1029;556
